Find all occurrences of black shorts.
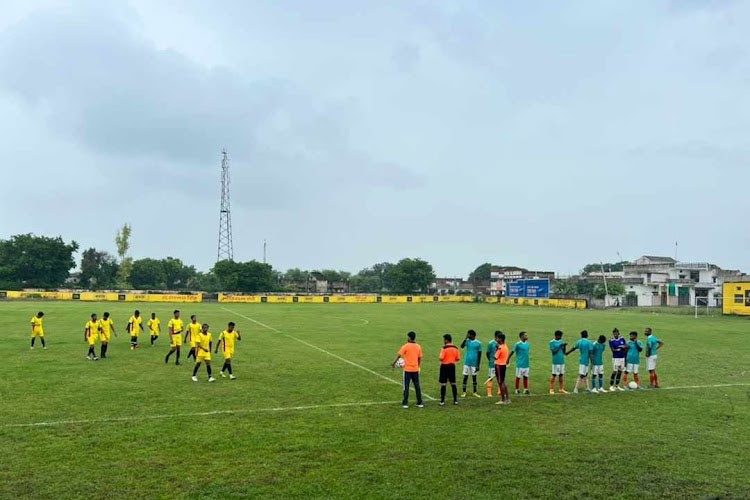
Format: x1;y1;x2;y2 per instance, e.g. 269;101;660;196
439;364;457;384
495;365;507;384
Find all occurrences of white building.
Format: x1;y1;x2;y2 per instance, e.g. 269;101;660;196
621;256;741;307
489;266;555;296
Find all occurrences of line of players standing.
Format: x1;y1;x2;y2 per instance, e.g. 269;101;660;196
393;327;664;408
29;310;242;382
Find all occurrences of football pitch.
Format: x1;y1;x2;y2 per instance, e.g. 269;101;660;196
2;302;749;499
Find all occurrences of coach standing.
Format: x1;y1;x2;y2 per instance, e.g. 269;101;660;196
392;331;424;409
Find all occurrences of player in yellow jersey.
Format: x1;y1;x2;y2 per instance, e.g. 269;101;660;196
165;310;184;365
184;315;201;360
147;312;160;346
215;321;241;380
191;323;215;382
127;310;143;349
84;313;100;361
99;312;117;359
30;311;46;350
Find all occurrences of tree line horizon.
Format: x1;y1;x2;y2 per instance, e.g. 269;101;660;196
0;231;625;298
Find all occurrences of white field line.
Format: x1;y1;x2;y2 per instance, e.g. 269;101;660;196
5;382;749;430
2;400;402;428
221;307;435;400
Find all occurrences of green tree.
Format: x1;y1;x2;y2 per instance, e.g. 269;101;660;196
79;248;119;290
162;257;196;289
130;258;167;289
283;268;310;282
115;223;133;287
0;234;78;288
188;271;220;292
593;281;626;300
582;261;629;274
349;273;381;293
552;279;577;297
468;263;492;284
371;262;395;291
213;260;276;292
388;258;435;294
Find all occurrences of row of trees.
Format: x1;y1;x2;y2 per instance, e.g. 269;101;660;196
0;233;436;294
0;231;628;297
553;278;626;299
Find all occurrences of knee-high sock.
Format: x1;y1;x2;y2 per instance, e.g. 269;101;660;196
472;375;477;393
462;375;468;392
451;384;458;402
193;363;200;376
441;385;446;402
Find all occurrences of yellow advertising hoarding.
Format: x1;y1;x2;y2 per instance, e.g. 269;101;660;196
491;297;587;309
217;294;474;304
3;291;74;300
0;291;202;303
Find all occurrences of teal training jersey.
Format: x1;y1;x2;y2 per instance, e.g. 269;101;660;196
464;339;482;367
549;339;565;364
592;342;606;365
626;340;643;364
646;336;659;357
486;339;498;365
513;341;530;369
575;338;593;365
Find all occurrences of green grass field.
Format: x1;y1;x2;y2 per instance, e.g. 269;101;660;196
2;301;749;499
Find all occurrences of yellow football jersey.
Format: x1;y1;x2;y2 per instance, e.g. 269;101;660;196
128;316;143;334
219;330;239;351
100;318;114;335
187;322;202;340
168;318;184;335
147;318;160;334
195;331;213;353
85;320;100;338
30;316;43;331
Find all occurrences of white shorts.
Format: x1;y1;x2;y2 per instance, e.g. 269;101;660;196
516;367;530;378
462;365;479;376
551;364;565;376
578;364;589;376
626;363;639;374
647;355;657;371
613;358;625;372
592;365;604;375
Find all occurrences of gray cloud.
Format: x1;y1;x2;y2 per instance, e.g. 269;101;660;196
1;1;749;275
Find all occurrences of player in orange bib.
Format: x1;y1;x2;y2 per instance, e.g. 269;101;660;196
392;331;424;409
493;332;511;405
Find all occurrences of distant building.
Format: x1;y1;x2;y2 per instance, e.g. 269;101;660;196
432;278;474;295
621;256;743;307
489;266;555;296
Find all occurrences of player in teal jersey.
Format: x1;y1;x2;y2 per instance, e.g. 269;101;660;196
622;331;644;389
507;331;530;395
566;330;594;394
485;333;499;397
590;335;607;392
548;330;568;394
460;329;483;397
645;327;664;388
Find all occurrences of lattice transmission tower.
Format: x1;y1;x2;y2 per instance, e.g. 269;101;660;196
217;149;234;261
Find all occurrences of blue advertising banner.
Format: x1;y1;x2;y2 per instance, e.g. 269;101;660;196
505;279;550;298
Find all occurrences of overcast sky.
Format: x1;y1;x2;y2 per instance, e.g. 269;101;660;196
1;1;748;277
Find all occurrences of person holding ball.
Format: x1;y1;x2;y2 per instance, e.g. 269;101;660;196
622;331;643;390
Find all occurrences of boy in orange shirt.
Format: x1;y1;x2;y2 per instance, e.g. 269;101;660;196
438;334;460;406
392;331;424;409
494;332;511;405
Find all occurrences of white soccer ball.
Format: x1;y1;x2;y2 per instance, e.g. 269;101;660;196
628;381;638;390
395;358;405;368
